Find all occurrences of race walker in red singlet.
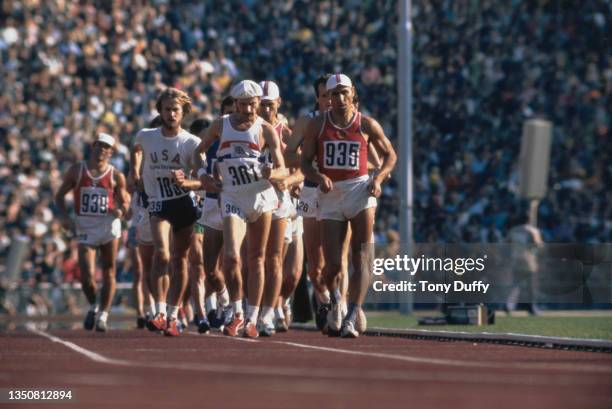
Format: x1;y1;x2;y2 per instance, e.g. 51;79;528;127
73;161;122;246
316;110;376;221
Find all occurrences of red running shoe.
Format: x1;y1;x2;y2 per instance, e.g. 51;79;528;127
150;313;167;332
243;320;259;339
164;318;183;337
223;313;244;337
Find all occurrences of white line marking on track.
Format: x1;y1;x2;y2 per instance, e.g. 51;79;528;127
30;327;132;367
215;332;612;374
28;328;612;379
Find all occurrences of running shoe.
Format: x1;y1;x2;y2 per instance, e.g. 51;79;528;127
274;317;288;333
95;319;108;332
216;306;233;330
145;318;158;332
207;309;219;328
243;320;259;339
197;317;211;334
150;313;168;332
340;320;359;338
164;318;183;337
283;302;293;328
223;313;244;337
137;316;146;329
326;303;343;333
83;310;96;330
258;320;276;337
315;303;330;331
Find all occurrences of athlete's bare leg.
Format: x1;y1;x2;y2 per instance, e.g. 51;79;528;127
138;243;155;317
240;237;249;299
98;239;118;313
203;227;225;293
77;245;97;306
130;245;145;319
222;216;247;304
188;232;206;321
321;220;350;297
150;216;172;311
339;224;351;302
303;217;327;297
167;224;193;309
281;232;304;301
245;212;272;319
347;208;375;306
260;217;287;330
320;219;350;333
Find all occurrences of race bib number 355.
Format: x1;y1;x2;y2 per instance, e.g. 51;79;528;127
80;187;109;216
323;141;360;170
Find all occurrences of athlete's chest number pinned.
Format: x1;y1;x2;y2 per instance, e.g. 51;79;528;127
324;141;360;170
80;187;109;216
156;176;187;199
228;164;260;186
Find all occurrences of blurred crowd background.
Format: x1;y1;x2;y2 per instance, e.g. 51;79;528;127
0;0;609;313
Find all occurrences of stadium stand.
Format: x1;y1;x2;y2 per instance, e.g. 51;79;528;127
0;0;609;312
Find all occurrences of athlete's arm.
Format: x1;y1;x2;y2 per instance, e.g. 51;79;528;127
368;142;382;171
54;164;79;232
362;116;397;197
171;169;203;191
112;171;130;219
301;116;333;192
261;122;288;181
129;138;144;191
284;115;308;168
194;118;221;169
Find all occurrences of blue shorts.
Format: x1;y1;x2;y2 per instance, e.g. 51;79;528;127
149;194;200;232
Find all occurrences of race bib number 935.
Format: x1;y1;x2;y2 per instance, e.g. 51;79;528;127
323;141;360;170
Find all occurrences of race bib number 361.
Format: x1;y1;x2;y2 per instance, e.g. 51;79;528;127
80;187;109;216
323;141;360;170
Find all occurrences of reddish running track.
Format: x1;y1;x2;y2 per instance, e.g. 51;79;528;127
2;326;612;409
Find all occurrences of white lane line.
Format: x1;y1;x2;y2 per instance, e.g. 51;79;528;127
29;327;132;366
25;328;599;386
196;330;612;374
264;339;612;374
28;328;612;378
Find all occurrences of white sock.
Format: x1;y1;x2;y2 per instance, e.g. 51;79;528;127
232;300;243;316
331;289;342;304
98;311;108;322
246;305;260;323
217;286;230;307
274;306;285;320
317;290;331;304
145;304;155;317
167;305;179;320
156;302;167;316
260;306;274;324
205;294;216;312
284;298;291;309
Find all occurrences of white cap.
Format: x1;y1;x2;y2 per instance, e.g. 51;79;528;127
326;73;353;90
259;80;280;101
96;133;115;147
230;80;263;99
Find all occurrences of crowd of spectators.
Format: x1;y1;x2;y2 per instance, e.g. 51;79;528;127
0;0;609;293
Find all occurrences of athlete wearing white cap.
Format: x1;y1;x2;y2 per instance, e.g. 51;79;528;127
195;80;288;338
256;80;304;335
55;132;130;332
301;73;397;338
